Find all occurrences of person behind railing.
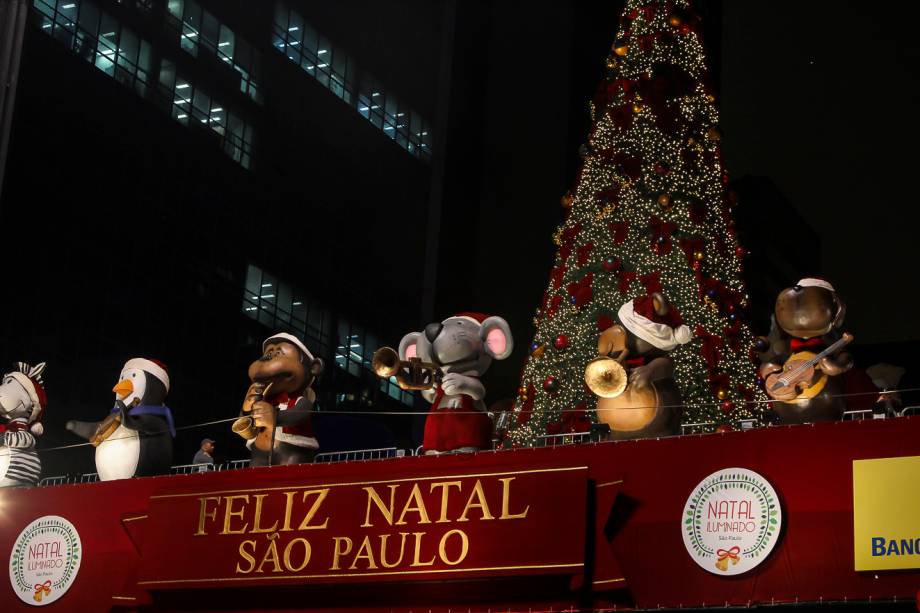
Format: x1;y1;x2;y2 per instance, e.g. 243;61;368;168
193;438;216;465
867;363;906;418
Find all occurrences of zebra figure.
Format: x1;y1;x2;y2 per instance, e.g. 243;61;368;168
0;362;47;487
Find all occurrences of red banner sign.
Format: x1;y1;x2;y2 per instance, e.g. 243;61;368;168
137;465;589;588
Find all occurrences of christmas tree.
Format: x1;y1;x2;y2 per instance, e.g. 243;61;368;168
507;0;764;446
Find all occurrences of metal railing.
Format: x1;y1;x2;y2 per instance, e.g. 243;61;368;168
681;422;715;435
170;463;215;475
37;472;99;487
314;447;403;463
535;432;593;448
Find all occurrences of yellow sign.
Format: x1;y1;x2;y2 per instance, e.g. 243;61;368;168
853;455;920;571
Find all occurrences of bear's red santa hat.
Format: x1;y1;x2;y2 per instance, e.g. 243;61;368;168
617;296;692;352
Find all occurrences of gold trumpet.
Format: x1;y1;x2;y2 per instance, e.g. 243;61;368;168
585;356;628;398
372;347;442;391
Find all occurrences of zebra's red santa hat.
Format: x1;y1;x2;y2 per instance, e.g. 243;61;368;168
7;362;47;436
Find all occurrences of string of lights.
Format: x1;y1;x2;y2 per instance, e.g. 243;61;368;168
30;386;919;455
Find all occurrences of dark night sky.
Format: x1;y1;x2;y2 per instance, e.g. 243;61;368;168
720;1;920;344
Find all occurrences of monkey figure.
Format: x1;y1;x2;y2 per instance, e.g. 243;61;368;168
234;333;324;466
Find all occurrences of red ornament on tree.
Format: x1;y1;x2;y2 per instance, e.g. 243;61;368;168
720;400;734;414
554;334;569;350
601;256;621;271
543;376;560;393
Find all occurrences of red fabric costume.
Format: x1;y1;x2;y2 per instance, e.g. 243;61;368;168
423;386;493;452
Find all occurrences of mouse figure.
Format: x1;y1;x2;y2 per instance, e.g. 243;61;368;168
398;313;513;454
232;333;324;467
757;278;853;423
0;362;47;487
589;293;692;439
66;358;174;480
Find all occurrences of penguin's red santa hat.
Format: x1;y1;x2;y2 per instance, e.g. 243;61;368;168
617;295;693;352
8;362;48;436
123;358;170;392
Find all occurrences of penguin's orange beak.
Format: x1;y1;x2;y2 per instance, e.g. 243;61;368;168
112;379;134;399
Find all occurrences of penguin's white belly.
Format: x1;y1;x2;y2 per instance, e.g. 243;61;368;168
95;424;140;481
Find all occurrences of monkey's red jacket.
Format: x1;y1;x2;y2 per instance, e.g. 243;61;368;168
423;387;492;452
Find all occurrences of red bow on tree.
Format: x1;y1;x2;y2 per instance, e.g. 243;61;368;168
595;184;620;204
640;271;663;294
550;265;567;290
567;273;594;307
546;294;563;318
680;237;705;266
649;216;678;255
723;320;742;353
576;242;595;267
613;153;642;180
708;371;731;397
618;270;638;295
609;221;630;245
608;104;635;130
696;325;724;369
558;223;583;263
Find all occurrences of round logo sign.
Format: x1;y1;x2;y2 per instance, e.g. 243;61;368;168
681;468;781;575
9;516;82;606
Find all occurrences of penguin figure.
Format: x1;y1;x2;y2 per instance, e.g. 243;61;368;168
67;358;174;480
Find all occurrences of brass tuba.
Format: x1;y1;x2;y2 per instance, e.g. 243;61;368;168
372;347;442;391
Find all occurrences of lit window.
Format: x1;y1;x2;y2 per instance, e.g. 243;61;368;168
158;60;255;168
242;265;332;358
166;0;262;104
271;2;431;161
33;0;153;97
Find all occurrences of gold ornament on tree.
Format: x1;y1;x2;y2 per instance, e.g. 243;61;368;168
657;193;672;209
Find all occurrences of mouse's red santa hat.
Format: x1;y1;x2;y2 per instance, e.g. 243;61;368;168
617;295;692;352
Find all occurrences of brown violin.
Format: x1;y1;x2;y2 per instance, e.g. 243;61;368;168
766;333;853;401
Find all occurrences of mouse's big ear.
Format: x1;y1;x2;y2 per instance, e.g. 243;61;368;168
481;316;514;360
309;357;325;378
398;332;423;360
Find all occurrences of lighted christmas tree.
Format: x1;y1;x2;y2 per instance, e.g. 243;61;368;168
507;0;764;445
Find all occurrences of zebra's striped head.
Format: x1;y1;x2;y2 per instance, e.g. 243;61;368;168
0;362;47;435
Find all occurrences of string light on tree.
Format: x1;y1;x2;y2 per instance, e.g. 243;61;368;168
507;0;765;446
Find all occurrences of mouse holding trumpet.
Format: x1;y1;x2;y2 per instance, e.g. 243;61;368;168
585;293;692;439
373;312;513;454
